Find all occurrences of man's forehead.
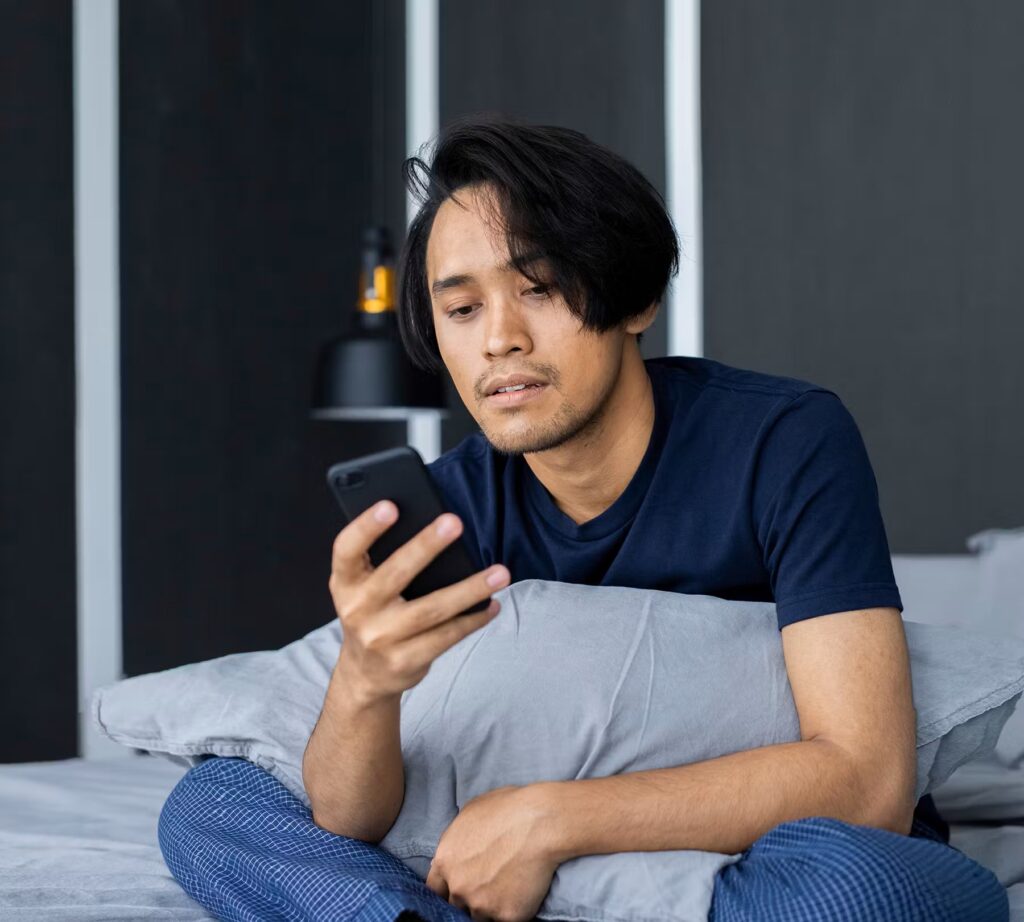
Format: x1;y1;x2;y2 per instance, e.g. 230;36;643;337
428;249;550;299
427;196;550;293
427;192;506;266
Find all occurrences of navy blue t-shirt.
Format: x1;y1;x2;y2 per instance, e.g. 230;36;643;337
427;355;903;630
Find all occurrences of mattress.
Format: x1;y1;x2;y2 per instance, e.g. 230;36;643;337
1;754;1021;920
0;754;213;920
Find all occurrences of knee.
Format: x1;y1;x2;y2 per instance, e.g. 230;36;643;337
739;816;900;893
716;815;1011;922
157;760;215;873
763;816;896;871
157;758;265;864
755;816;1008;921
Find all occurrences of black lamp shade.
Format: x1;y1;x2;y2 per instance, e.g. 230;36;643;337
311;313;446;413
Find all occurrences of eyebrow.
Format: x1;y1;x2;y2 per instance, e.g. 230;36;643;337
430;250;548;298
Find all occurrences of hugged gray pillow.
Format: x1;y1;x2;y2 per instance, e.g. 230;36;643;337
93;578;1024;922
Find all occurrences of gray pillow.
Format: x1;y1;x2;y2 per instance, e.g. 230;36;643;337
93;578;1024;922
892;528;1024;824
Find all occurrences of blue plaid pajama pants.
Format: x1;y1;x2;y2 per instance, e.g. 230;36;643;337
158;756;1009;922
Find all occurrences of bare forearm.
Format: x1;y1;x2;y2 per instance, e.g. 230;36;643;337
302;663;404;844
538;738;910;862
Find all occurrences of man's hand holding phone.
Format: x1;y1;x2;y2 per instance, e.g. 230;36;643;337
328;499;510;707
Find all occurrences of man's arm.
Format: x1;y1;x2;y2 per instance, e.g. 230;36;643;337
533;607;918;862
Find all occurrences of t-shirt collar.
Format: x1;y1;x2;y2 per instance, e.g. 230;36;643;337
521;367;669;541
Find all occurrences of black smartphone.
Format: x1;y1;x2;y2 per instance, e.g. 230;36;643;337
326;446;491;616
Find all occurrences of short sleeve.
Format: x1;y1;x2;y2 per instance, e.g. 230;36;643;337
751;390;903;630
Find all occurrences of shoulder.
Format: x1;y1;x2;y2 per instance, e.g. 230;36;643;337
646;354;836;403
646;355;850;434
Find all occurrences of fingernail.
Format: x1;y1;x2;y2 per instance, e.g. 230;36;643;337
486;566;510;587
436;514;459;537
374;501;395;523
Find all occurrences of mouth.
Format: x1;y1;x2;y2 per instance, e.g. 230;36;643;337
485;383;549;407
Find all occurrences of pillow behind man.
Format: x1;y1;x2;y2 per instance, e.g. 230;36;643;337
896;526;1024;823
92;578;1024;922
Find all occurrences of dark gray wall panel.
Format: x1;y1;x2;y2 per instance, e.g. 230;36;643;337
120;1;411;674
702;0;1024;553
371;0;409;242
0;0;77;761
438;0;668;448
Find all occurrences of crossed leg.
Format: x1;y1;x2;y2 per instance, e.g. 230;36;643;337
160;756;1008;922
158;756;464;922
709;814;1008;921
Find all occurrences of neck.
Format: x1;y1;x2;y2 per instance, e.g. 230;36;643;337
524;350;655;526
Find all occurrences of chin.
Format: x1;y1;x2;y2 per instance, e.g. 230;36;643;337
479;404;593;457
481;429;555;456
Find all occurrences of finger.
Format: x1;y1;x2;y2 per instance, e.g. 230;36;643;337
426;864;448;901
393;598;501;667
364;511;466;604
331;500;398;586
397;564;510;641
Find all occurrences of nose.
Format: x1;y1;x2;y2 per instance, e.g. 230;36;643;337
483;300;533;360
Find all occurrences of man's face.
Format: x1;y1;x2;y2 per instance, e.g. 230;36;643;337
426;183;628;456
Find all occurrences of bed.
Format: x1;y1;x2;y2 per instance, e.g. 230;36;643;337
0;753;213;920
4;537;1023;920
0;751;1021;920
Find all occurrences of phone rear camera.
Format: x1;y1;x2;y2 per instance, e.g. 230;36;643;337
339;471;365;488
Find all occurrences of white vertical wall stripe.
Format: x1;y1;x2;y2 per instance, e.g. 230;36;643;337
73;0;128;759
406;0;439;228
405;0;444;459
665;0;704;358
407;411;444;464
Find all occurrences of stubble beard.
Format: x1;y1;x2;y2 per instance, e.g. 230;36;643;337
480;384;613;457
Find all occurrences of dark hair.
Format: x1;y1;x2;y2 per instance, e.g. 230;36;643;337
396;114;680;373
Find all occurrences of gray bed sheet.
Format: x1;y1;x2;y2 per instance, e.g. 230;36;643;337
0;754;213;921
1;755;1021;921
949;822;1024;920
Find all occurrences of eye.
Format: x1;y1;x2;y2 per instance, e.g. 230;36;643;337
525;284;552;298
446;304;479;319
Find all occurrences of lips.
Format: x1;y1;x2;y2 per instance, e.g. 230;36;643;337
485;374;548;396
486;382;548;406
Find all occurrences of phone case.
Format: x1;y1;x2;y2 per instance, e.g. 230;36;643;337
326;446;490;615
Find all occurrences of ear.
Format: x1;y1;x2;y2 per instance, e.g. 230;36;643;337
623;300;659;336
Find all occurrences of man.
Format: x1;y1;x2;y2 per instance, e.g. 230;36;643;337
160;118;1008;922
